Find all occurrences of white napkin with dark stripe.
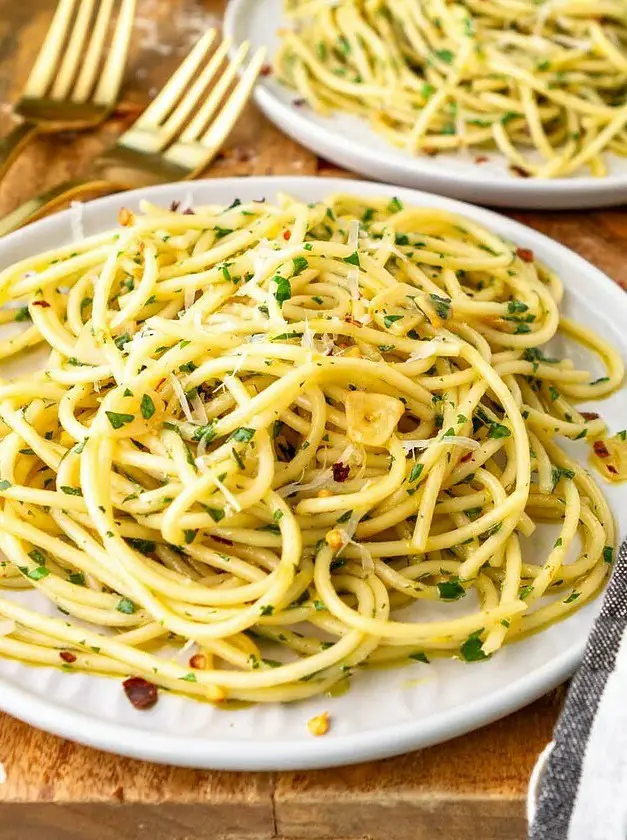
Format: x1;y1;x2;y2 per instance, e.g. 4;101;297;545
529;539;627;839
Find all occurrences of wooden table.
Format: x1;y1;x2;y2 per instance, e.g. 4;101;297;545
0;2;626;838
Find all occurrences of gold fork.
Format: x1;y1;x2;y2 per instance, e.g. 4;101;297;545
0;0;136;181
0;31;266;237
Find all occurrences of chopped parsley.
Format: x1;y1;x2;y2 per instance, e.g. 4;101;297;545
105;411;135;430
141;394;156;420
292;256;309;275
230;427;255;443
273;275;292;304
116;597;137;614
430;293;451;320
409;462;423;483
459;630;489;662
437;579;465;600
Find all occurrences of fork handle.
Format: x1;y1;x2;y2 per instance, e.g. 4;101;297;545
0;177;121;238
0;122;40;181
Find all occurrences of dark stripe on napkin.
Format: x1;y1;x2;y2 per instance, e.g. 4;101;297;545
529;539;627;839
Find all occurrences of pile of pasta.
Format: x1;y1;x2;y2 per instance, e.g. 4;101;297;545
274;0;627;178
0;192;622;706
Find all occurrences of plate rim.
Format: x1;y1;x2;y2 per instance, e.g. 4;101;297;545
0;174;624;770
223;0;627;208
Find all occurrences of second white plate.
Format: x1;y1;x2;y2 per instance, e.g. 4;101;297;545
224;0;627;210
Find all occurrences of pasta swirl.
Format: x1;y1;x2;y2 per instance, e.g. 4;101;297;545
0;191;622;705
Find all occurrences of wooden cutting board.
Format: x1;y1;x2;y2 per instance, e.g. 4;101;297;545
0;2;626;838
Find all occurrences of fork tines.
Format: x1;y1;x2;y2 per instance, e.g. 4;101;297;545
121;29;265;169
23;0;136;106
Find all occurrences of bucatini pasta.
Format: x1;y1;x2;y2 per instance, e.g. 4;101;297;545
0;192;622;706
274;0;627;178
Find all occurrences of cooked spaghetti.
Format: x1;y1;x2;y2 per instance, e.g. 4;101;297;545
274;0;627;178
0;192;622;706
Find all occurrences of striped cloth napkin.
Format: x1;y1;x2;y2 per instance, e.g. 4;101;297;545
529;539;627;839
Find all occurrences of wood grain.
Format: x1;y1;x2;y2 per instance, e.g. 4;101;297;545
0;0;622;838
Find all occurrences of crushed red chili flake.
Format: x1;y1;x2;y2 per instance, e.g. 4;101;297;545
593;441;610;458
59;651;77;663
283;230;291;240
581;412;600;421
122;676;158;710
189;653;207;669
169;200;180;212
608;464;619;474
32;300;50;308
212;535;234;546
516;248;534;263
423;147;439;157
332;462;350;482
510;165;530;178
260;64;272;76
460;452;474;463
293;98;306;107
474;156;488;164
183;208;195;215
344;316;362;327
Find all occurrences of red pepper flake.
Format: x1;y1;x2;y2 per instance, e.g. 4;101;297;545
212;535;233;546
283;230;291;240
344;316;362;327
169;200;180;212
183;208;195;215
59;651;77;663
423;147;439;157
608;464;618;475
510;165;530;178
581;412;599;421
516;248;534;263
122;676;158;710
293;98;306;107
260;64;272;77
593;441;610;458
460;452;474;463
32;300;50;308
189;653;207;669
475;156;488;164
332;462;350;482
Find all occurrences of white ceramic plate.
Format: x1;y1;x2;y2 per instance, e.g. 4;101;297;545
224;0;627;210
0;176;625;771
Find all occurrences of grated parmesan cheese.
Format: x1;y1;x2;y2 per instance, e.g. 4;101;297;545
347;219;360;249
169;374;194;423
278;468;334;498
213;474;242;513
190;391;208;425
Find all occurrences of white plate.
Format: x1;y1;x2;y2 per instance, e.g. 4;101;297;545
224;0;627;210
0;176;625;771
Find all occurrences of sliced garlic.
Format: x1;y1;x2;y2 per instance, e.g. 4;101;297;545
346;391;405;446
